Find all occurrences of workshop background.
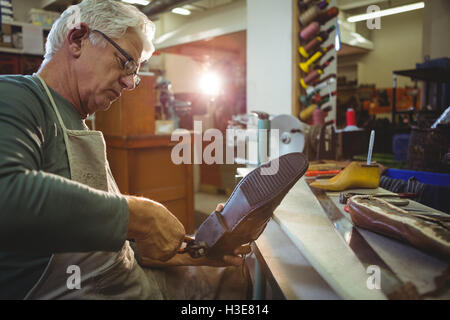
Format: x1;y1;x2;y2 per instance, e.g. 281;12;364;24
1;0;449;300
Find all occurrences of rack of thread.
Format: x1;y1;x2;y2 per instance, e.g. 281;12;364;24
294;0;339;126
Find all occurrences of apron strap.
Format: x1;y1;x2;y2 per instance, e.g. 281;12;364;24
34;73;73;177
34;74;68;131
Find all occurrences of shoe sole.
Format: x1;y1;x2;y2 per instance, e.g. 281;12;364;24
194;152;309;257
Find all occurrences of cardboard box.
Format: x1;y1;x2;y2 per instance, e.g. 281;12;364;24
0;23;12;47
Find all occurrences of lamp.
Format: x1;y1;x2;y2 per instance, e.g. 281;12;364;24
347;2;424;23
172;7;191;15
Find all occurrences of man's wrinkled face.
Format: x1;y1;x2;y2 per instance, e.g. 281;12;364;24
75;28;143;116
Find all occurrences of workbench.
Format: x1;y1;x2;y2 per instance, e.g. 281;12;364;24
247;176;449;300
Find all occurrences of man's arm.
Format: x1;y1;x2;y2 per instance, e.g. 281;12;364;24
0;81;128;254
0;80;185;261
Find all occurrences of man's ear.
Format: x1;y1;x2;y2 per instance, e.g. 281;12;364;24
67;23;90;58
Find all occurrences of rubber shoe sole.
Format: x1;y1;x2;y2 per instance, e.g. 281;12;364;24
193;152;309;258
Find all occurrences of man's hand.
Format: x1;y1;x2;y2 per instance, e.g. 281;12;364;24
140;245;252;268
126;195;185;262
139;202;252;268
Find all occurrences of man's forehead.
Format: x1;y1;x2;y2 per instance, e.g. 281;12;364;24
115;29;144;63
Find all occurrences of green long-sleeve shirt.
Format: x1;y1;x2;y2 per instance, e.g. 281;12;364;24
0;75;129;299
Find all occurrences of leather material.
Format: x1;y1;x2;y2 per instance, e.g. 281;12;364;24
193;152;309;258
348;195;450;260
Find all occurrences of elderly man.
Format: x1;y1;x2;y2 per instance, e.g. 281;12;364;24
0;0;250;299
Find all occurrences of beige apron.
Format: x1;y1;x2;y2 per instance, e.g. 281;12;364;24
24;75;163;300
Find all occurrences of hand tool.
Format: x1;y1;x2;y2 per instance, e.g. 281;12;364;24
177;235;208;258
309;185;420;299
367;130;375;165
385;199;410;206
339;192;417;204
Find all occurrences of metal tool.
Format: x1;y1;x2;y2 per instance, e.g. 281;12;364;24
339;192;417;204
403;209;450;221
385;199;410;206
309;185;420;299
367;130;375;165
177;235;208;259
270;114;305;156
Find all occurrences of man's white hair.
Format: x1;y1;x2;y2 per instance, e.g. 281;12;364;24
44;0;155;62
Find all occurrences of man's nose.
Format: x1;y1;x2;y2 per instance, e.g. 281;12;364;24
120;74;135;90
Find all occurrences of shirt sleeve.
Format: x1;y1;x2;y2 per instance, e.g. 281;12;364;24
0;80;129;255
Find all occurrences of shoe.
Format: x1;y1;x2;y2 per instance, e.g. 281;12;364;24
188;152;309;258
310;161;380;191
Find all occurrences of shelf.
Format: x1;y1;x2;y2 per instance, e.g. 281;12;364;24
394;67;450;82
0;21;48;56
6;21;52;31
0;46;44;56
0;47;24;54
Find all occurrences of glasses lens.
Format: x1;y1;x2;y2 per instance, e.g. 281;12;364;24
134;75;141;88
124;60;137;75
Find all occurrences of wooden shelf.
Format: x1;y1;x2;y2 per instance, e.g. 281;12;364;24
7;21;51;31
0;47;24;54
0;21;49;56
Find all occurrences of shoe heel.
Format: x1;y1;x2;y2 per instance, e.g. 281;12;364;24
195;211;229;248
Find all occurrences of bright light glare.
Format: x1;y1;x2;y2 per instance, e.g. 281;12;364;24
347;2;424;22
172;7;191;15
121;0;150;5
200;72;221;97
335;22;341;51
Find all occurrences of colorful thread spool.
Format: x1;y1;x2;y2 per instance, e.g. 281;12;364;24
346;108;356;126
299;21;320;42
313;108;326;125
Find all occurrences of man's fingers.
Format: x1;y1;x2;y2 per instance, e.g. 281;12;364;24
233;245;251;256
223;255;244;266
215;203;225;212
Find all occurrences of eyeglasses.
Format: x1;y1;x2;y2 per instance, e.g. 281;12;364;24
92;29;141;88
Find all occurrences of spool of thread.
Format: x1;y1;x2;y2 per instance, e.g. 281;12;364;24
322;105;332;113
298;0;315;10
306;76;335;96
300;69;322;88
300;104;317;122
315;6;339;25
313;107;325;125
299;38;322;58
317;0;330;10
299;26;335;58
299;44;334;73
299;5;321;26
346;108;356;126
299;21;320;42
